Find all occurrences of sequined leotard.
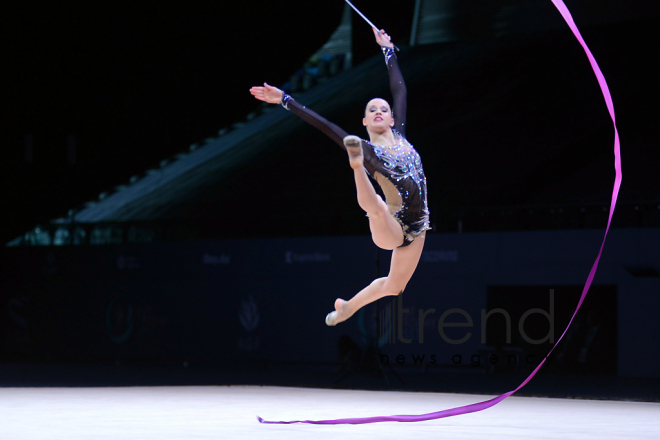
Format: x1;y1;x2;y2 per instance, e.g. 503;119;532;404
282;47;430;247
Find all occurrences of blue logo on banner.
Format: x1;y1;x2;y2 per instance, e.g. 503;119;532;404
239;295;259;332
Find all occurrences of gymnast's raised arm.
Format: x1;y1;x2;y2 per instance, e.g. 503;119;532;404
373;27;407;137
249;82;348;149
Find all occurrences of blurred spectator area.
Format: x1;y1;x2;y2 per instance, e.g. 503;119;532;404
284;54;349;93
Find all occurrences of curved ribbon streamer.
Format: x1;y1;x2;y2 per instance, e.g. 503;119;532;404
258;0;622;424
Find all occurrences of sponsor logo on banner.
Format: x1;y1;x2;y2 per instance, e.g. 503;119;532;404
106;298;134;344
117;255;140;270
285;251;331;264
203;253;231;266
421;250;458;263
238;295;260;351
239;295;259;332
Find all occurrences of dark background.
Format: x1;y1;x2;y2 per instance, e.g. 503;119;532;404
2;0;426;242
4;1;659;244
1;0;659;399
2;0;344;241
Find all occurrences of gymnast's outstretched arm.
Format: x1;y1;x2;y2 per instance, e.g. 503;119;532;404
249;83;348;149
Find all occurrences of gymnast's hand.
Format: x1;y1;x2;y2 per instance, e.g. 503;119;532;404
249;83;284;104
373;26;393;48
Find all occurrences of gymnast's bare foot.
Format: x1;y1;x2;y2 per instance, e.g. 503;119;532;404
344;135;364;170
325;298;352;326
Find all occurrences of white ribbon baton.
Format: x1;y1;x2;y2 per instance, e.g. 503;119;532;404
343;0;400;51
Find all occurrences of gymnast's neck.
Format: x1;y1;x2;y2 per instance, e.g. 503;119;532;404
368;128;398;147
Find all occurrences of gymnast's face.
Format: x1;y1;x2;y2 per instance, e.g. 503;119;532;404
363;98;394;133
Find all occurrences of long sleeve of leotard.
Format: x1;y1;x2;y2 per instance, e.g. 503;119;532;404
383;48;408;137
283;97;378;176
286;99;348;150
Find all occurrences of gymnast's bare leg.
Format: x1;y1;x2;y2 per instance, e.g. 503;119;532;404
326;137;426;326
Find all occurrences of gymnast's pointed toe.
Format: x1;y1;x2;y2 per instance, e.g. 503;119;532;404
343;135;362;149
343;136;364;169
326;311;338;326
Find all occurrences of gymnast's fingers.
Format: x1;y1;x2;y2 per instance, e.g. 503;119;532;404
249;87;264;101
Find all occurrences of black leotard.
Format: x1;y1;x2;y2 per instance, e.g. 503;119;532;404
283;47;430;247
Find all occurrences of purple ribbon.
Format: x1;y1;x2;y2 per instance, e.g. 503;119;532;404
258;0;622;425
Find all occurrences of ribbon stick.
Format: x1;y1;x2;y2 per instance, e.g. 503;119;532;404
344;0;400;51
259;0;622;425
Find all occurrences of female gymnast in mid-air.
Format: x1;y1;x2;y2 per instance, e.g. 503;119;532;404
250;27;429;327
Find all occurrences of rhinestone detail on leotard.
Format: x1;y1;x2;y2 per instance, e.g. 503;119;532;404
365;130;430;240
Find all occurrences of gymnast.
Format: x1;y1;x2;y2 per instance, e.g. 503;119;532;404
249;27;429;327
